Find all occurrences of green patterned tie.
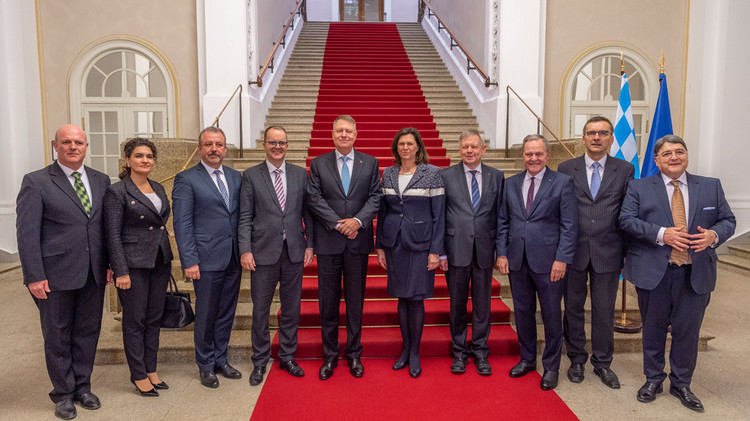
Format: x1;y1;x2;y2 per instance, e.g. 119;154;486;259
72;171;91;217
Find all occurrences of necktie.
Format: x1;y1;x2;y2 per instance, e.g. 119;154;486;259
470;170;480;212
590;161;601;199
72;172;91;217
214;169;231;211
341;156;350;196
273;168;286;212
525;176;535;214
670;180;688;266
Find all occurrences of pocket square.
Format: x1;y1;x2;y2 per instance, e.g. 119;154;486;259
702;206;716;210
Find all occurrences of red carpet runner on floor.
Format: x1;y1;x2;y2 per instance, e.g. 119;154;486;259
254;22;577;420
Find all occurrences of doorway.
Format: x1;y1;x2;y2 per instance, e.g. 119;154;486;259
340;0;384;21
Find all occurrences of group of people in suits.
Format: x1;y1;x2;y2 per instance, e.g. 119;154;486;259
17;113;735;418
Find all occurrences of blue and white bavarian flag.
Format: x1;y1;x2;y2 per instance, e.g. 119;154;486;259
611;73;640;178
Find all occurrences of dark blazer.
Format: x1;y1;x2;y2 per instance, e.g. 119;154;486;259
307;150;381;254
16;162;110;289
238;162;313;265
441;163;504;268
172;163;242;271
557;155;635;272
103;176;173;277
619;173;736;294
497;167;578;273
376;163;445;255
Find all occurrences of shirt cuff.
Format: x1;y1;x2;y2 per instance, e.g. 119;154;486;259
656;227;666;245
353;217;362;228
711;230;720;247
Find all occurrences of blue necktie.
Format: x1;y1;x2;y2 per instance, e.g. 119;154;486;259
341;156;350;196
470;170;480;212
214;169;231;211
590;161;601;199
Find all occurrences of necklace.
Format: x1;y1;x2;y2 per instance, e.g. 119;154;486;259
402;167;416;175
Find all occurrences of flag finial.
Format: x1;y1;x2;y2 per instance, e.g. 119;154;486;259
620;49;625;75
658;52;665;74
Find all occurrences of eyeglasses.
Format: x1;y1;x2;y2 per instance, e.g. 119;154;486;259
584;130;611;137
265;141;288;147
659;149;686;158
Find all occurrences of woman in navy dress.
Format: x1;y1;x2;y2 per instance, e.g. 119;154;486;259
376;127;445;378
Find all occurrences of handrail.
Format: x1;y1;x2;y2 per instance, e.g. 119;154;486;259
159;84;245;183
505;85;575;159
420;0;497;87
250;0;306;87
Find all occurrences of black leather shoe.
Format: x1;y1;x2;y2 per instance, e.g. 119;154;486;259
199;370;219;388
409;367;422;378
393;354;409;371
475;358;492;376
249;366;266;386
319;360;337;380
348;358;364;378
509;360;537;378
280;360;305;377
131;380;159;397
450;357;467;374
215;363;242;379
541;370;559;390
567;363;585;383
637;381;663;403
670;386;704;412
151;380;169;390
593;367;621;389
54;399;76;420
74;392;101;409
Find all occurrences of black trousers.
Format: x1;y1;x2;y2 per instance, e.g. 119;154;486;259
117;251;171;381
250;242;303;367
637;264;709;387
446;244;493;360
317;250;368;361
34;269;105;403
563;264;620;368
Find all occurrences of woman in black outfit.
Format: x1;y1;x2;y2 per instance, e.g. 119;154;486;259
104;138;173;396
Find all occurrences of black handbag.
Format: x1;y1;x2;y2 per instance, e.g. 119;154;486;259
161;274;195;328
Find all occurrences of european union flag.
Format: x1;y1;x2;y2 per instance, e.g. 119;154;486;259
641;73;673;178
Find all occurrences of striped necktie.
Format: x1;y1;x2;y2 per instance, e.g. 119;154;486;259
214;169;231;211
470;170;480;212
670;180;688;266
72;171;91;217
273;168;286;212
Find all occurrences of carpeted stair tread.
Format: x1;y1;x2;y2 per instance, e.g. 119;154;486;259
300;274;503;299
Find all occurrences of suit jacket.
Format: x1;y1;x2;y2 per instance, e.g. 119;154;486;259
441;162;504;268
376;163;445;255
557;155;635;273
619;172;736;294
172;163;242;271
497;167;578;273
307;150;382;254
238;161;313;265
16;162;111;290
103;176;173;277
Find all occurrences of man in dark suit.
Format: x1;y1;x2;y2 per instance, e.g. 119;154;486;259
438;129;504;376
557;116;634;389
496;134;578;391
16;124;111;420
239;126;314;386
620;135;735;412
173;126;243;388
307;115;381;380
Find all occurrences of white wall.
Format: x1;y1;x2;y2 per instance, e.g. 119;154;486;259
684;0;750;237
0;1;44;259
307;0;337;21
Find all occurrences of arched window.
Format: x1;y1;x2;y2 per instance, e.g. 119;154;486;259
563;47;655;159
70;40;175;179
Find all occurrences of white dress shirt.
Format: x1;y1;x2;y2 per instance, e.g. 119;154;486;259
57;161;93;206
463;163;483;197
201;160;229;192
523;167;546;209
584;153;607;188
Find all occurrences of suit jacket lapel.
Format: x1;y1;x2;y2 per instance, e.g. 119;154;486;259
529;168;553;216
652;174;673;224
383;166;399;194
597;158;619;200
262;164;285;214
571;157;593;201
515;171;528;216
324;152;347;196
196;163;226;207
50;163;88;216
453;164;473;209
124;177;159;215
404;164;427;191
686;172;700;229
348;150;366;195
86;168;105;218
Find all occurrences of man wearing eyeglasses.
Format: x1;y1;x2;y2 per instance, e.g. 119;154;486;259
620;135;735;412
557;116;634;389
239;126;314;386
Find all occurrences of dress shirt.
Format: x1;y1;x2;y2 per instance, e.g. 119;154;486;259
333;149;361;228
655;172;718;247
584;154;607;188
265;160;287;196
57;161;93;206
463;163;483;197
523;167;546;209
201;160;229;192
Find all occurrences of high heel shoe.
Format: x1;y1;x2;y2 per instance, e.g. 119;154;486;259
150;380;169;390
131;380;159;397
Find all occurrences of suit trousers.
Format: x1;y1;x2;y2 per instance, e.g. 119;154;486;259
446;244;493;360
250;242;303;367
117;250;171;381
637;264;709;387
33;269;105;403
192;252;242;372
563;264;619;368
509;253;565;371
317;250;368;360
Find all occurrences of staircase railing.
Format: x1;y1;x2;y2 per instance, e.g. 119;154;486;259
160;84;245;183
505;85;574;159
250;0;306;88
419;0;497;88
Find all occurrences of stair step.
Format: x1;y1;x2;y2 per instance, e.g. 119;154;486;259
728;244;750;259
717;254;750;277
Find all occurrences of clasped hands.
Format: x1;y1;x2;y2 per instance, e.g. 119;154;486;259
664;225;716;253
337;218;360;239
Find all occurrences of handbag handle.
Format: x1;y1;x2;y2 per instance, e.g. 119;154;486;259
167;273;180;294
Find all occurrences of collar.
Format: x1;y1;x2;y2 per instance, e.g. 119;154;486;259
265;160;286;173
584;153;607;169
201;160;224;175
660;171;688;186
335;149;355;161
57;161;85;177
462;162;482;174
526;167;546;181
